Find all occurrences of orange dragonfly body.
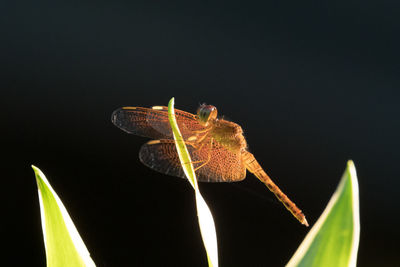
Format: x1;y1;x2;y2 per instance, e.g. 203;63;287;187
112;104;308;226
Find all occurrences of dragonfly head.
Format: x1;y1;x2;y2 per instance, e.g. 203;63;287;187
197;104;218;126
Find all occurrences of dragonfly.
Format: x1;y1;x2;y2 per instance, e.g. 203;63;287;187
112;104;308;226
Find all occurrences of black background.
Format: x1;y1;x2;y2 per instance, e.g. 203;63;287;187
2;1;399;266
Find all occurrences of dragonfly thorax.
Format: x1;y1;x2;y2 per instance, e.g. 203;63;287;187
211;119;247;153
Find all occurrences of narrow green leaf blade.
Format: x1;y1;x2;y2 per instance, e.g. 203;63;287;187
287;160;360;267
167;97;218;267
32;165;96;267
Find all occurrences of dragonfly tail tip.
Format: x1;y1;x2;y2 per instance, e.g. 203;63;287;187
302;217;309;227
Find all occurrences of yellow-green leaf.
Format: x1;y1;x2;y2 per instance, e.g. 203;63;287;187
32;165;96;267
167;97;218;267
287;160;360;267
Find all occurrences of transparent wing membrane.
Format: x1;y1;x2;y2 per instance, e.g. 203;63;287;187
112;107;168;139
139;139;246;182
111;106;205;140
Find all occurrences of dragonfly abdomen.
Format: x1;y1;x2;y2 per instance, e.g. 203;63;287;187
242;151;309;226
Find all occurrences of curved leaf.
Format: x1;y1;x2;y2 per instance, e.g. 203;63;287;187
287;160;360;267
32;165;95;267
167;97;218;267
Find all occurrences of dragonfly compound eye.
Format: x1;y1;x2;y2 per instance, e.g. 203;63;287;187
197;104;218;125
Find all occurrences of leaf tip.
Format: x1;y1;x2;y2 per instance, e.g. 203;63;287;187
347;159;355;169
347;160;357;177
168;97;175;107
31;165;47;188
31;165;42;180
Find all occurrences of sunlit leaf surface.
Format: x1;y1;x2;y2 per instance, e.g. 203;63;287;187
168;97;218;267
287;160;360;267
33;165;96;267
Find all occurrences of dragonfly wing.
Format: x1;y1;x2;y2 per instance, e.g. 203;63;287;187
112;106;205;139
139;140;186;179
139;139;246;182
193;139;247;182
145;106;205;140
112;107;168;139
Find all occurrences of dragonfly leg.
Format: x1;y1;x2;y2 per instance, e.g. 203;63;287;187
195;136;209;151
186;130;210;150
193;126;212;134
194;138;214;172
182;158;207;166
185;141;198;149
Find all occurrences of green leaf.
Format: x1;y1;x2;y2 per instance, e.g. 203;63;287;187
167;97;219;267
286;160;360;267
32;165;96;267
